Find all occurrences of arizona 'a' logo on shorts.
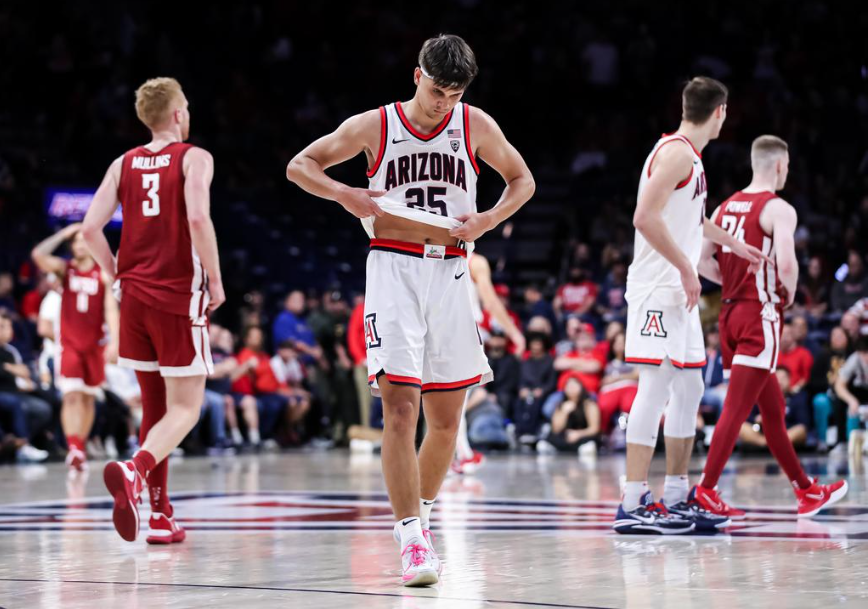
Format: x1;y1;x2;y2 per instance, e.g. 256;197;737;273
640;310;667;338
364;313;382;349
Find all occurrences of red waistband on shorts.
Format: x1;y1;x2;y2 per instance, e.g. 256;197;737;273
370;239;466;260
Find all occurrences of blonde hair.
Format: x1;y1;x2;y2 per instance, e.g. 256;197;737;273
135;77;183;129
751;135;788;171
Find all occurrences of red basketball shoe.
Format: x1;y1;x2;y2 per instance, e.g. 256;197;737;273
795;478;849;518
103;460;144;542
690;485;747;520
146;511;186;545
65;446;87;472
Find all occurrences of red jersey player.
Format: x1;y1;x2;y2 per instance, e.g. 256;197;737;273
32;223;119;472
82;77;224;544
693;135;847;518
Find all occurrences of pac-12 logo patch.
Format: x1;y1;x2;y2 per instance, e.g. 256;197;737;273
450;140;460;152
640;310;667;338
364;313;382;349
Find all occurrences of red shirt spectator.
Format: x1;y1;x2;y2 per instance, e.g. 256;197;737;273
555;268;598;316
231;326;283;395
554;324;606;394
776;324;814;392
480;284;523;354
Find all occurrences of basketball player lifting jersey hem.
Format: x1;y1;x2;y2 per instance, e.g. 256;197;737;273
287;35;534;587
614;77;771;536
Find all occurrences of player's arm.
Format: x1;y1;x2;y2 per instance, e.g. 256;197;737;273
633;143;702;309
183;148;225;314
31;224;81;276
834;363;862;415
766;198;799;308
81;157;123;280
469;254;525;354
450;108;535;242
103;272;119;363
698;207;723;284
286;111;385;218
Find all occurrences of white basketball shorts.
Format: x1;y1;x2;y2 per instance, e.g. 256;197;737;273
625;291;706;370
364;239;493;397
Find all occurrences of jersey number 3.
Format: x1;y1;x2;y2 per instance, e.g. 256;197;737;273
142;173;161;217
720;214;745;253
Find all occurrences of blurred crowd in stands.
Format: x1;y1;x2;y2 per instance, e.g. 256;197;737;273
2;2;868;462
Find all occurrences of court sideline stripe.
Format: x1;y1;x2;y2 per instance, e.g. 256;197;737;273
0;577;616;609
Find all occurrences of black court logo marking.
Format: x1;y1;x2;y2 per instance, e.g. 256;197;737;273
640;310;667;338
364;313;382;349
450;140;460;152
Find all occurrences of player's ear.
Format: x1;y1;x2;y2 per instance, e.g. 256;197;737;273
414;67;422;87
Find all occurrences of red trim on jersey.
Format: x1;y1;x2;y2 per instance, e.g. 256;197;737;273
422;374;483;393
370;239;467;259
368;374;376;385
661;132;702;158
647;138;695;189
395;102;452;141
625;357;664;366
671;359;707;369
463;104;481;175
366;106;388;178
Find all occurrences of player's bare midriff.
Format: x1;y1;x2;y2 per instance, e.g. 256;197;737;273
372;213;459;247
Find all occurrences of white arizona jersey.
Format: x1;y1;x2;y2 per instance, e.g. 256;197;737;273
625;133;707;306
363;101;480;238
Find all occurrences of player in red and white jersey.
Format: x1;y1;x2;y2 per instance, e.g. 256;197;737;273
82;77;224;545
692;135;847;518
615;78;771;536
288;35;534;586
32;223;119;472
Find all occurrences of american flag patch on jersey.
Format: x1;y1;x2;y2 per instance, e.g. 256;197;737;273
447;129;462;138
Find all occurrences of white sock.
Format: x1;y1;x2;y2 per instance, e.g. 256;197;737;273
249;429;261;445
231;428;244;445
623;481;649;511
420;498;436;530
394;517;425;548
663;475;689;506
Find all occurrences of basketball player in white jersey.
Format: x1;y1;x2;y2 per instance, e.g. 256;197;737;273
287;35;534;586
452;252;526;474
614;77;770;534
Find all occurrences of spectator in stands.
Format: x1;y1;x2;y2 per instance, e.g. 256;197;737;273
831;250;868;313
481;284;523;354
273;290;322;364
841;310;861;342
19;272;48;323
485;330;521;418
554;267;599;323
810;326;851;451
521;284;557;335
700;327;728;420
555;316;582;357
797;255;829;317
464;387;511;449
35;273;61;390
845;297;868;337
597;332;638;434
554;322;606;395
0;273;15;312
594;321;624;361
596;257;628;325
0;310;49;462
271;341;312;439
233;325;286;447
740;367;809;450
790;314;820;357
777;324;813;400
513;333;557;442
832;335;868;455
537;377;601;454
210;325;260;448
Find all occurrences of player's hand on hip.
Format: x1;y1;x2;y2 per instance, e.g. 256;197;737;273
449;213;494;242
336;186;386;219
207;281;226;314
680;267;701;311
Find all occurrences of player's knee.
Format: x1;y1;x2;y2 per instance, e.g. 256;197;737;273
384;399;417;433
426;411;461;436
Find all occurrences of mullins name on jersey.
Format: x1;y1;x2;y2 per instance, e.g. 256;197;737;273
383;151;468;192
131;153;173;170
